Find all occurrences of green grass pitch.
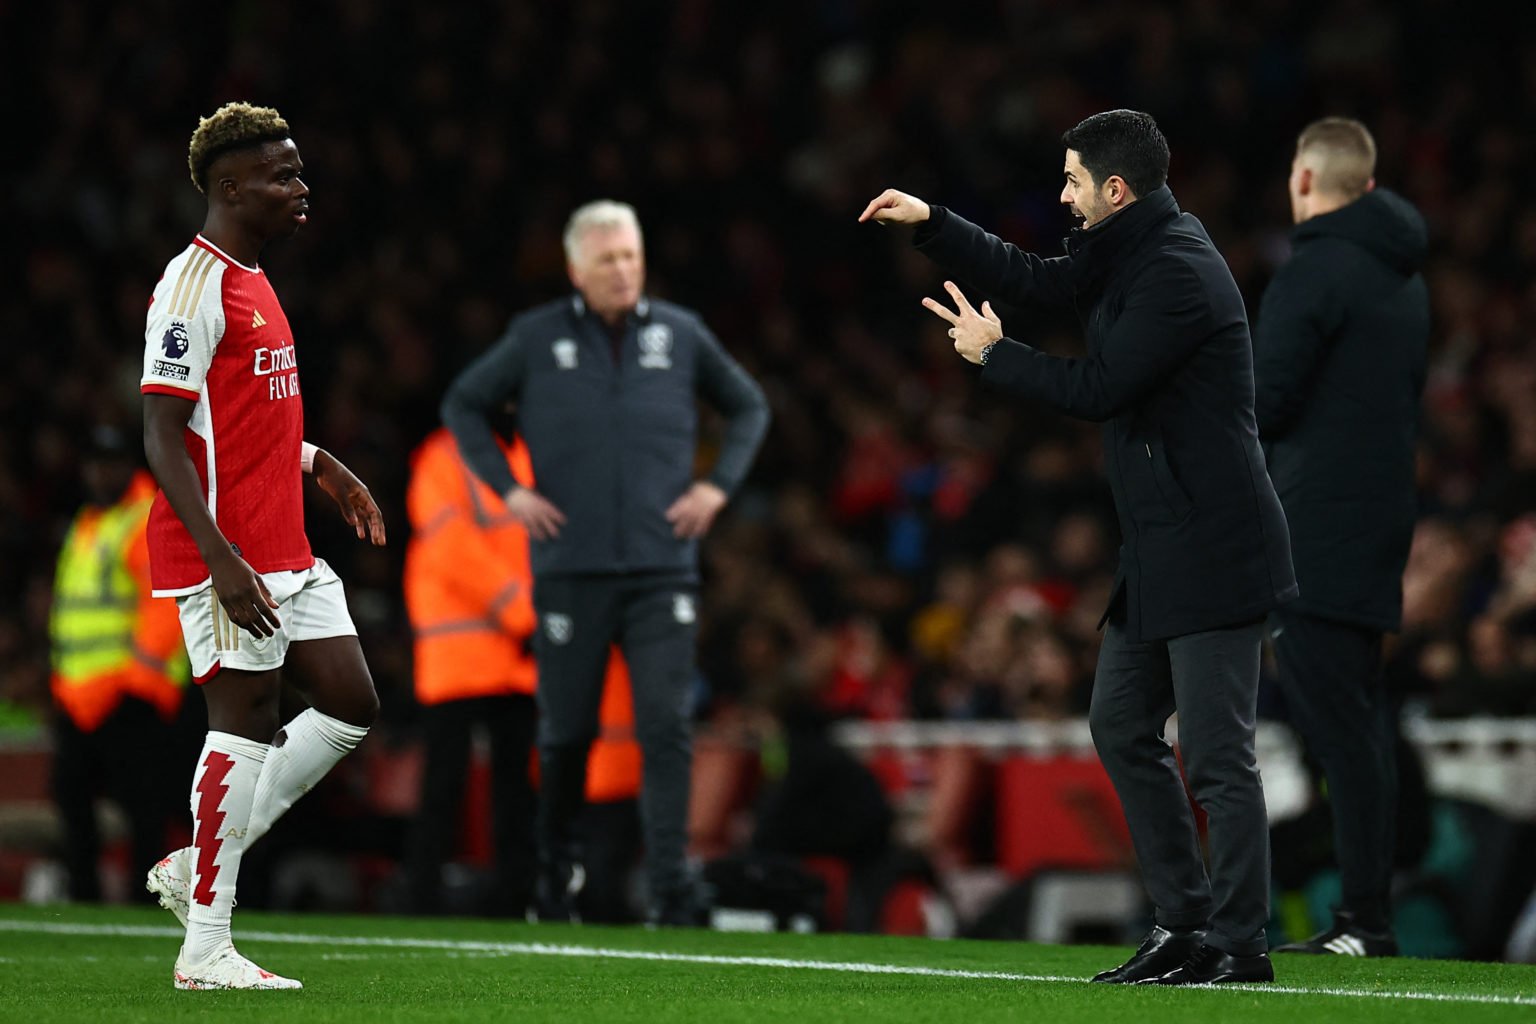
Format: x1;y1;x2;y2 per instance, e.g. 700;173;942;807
1;904;1532;1023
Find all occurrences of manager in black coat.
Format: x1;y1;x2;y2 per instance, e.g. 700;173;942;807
863;109;1295;986
1256;118;1429;957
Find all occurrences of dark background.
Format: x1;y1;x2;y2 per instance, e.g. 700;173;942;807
6;0;1529;727
4;0;1535;743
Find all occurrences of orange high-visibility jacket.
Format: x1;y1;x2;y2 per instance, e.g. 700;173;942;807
588;646;641;803
405;428;539;703
49;471;188;732
404;429;640;802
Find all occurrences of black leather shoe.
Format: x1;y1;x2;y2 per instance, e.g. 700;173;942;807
1143;943;1274;985
1273;911;1398;956
1091;925;1207;983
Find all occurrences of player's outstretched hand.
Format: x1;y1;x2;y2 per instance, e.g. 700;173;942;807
666;480;727;539
313;449;387;545
209;548;281;638
858;189;932;226
505;486;567;541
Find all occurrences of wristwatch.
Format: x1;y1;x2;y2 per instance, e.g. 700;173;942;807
979;342;997;366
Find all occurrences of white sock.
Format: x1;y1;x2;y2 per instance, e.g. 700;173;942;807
246;708;369;846
183;732;267;965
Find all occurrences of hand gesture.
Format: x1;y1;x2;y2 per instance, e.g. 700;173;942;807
505;486;567;541
858;189;932;226
209;547;281;638
666;481;728;539
923;281;1004;364
313;449;387;545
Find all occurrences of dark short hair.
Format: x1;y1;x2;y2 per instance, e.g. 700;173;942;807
1061;109;1170;197
187;102;290;194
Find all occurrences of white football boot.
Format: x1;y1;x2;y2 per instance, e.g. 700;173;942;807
146;847;193;927
173;945;302;990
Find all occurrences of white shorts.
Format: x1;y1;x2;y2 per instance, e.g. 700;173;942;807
176;558;356;681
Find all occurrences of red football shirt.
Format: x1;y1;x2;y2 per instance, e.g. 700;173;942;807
140;236;313;595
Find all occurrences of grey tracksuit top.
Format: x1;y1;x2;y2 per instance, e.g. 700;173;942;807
441;295;770;579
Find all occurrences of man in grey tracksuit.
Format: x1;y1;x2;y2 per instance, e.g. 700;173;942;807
442;200;770;925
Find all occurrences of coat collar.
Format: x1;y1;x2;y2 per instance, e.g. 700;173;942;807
570;294;652;324
1063;185;1179;290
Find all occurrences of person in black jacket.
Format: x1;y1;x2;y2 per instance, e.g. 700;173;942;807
862;109;1296;985
1255;118;1429;957
442;200;770;926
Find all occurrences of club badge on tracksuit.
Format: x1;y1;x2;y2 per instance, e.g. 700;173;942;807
552;339;578;370
638;324;673;370
672;593;695;624
544;612;573;644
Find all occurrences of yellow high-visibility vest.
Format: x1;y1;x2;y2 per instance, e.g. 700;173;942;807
50;494;188;687
52;498;143;682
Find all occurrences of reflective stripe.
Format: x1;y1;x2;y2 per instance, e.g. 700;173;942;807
52;597;138;612
133;648;169;675
55;634;136;655
600;724;635;744
462;462;520;529
410;506;458;544
414;618;500;639
486;582;521;619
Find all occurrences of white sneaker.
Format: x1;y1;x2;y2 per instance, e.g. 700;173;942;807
174;945;302;990
146;847;193;927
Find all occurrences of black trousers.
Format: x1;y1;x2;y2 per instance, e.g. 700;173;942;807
1269;607;1395;928
1089;619;1271;956
578;798;644;923
533;572;698;902
403;694;538;915
50;697;184;902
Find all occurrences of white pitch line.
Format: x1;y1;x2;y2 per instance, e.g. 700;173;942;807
1;919;1532;1008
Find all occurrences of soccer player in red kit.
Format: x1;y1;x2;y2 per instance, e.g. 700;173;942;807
139;102;383;991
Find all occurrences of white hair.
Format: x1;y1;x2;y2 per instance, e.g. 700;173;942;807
563;200;643;263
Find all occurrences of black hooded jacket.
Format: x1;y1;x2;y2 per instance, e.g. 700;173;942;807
915;187;1297;642
1253;188;1429;632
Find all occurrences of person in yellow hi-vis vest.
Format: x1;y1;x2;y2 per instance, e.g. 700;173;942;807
49;427;192;902
403;427;641;919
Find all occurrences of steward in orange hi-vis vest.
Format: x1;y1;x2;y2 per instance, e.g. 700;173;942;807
50;437;194;905
51;470;189;731
405;428;540;704
402;429;640;916
404;428;640;794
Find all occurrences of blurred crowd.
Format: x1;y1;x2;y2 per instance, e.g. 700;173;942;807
4;0;1536;739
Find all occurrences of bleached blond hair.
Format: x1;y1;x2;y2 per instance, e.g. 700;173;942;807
1296;118;1377;200
187;101;290;194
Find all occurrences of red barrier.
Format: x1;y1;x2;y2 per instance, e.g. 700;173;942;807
994;755;1133;878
